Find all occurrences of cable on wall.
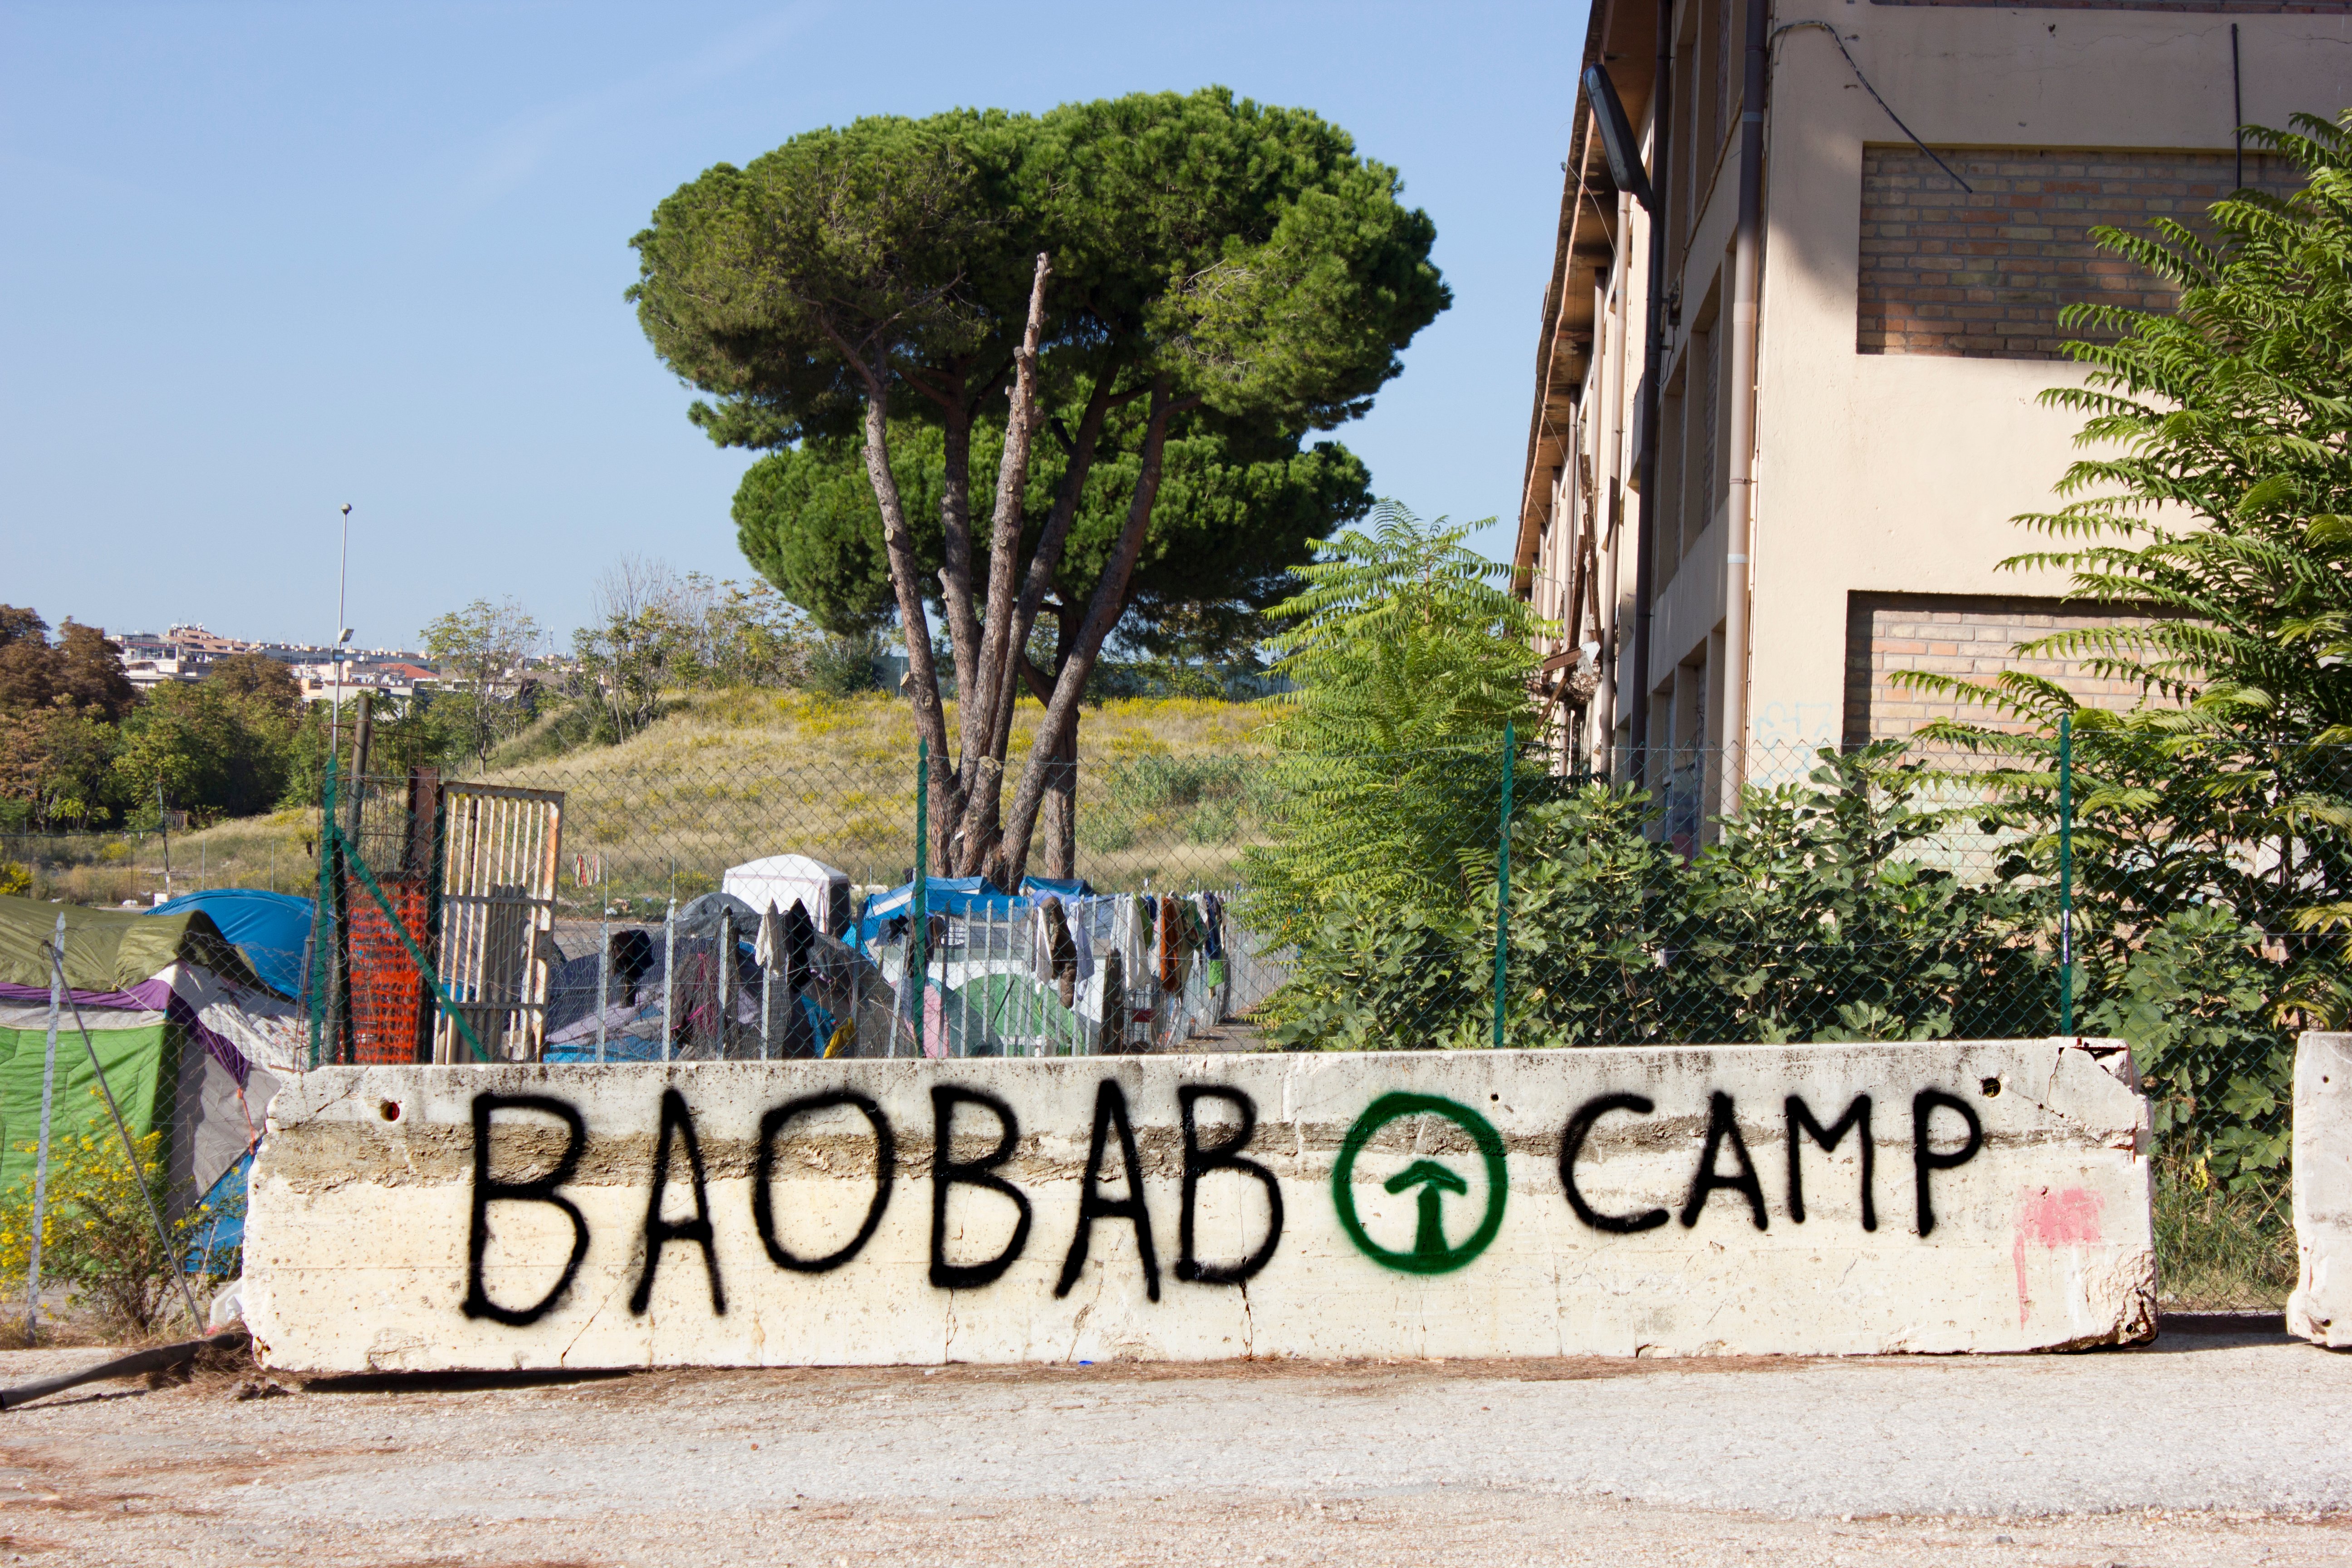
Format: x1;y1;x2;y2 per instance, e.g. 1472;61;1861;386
1772;19;1972;193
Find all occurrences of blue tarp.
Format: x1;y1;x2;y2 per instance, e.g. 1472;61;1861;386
149;889;313;998
1018;875;1094;899
183;1145;253;1271
850;876;1025;949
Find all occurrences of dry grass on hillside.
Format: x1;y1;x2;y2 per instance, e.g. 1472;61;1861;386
15;693;1278;910
487;691;1276;906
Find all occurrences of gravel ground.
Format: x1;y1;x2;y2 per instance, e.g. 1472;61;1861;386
1;1324;2347;1566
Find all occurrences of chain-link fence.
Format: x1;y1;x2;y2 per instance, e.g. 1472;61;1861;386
306;735;1291;1072
1;904;273;1344
9;700;2325;1316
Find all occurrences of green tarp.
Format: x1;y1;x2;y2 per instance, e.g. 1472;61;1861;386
0;1015;174;1200
0;894;257;994
953;972;1085;1057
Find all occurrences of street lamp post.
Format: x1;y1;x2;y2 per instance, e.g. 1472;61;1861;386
329;504;353;760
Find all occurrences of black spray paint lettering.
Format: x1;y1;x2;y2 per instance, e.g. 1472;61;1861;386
629;1088;726;1316
1912;1088;1984;1237
929;1086;1034;1290
1558;1093;1671;1233
1055;1080;1162;1302
1786;1094;1876;1231
753;1090;897;1274
462;1092;591;1327
1681;1091;1768;1231
1176;1084;1284;1286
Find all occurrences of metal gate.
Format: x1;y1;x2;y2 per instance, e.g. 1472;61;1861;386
434;783;564;1063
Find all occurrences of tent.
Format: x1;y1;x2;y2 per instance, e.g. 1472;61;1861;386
723;855;852;935
848;876;1025;949
0;896;297;1227
149;888;314;999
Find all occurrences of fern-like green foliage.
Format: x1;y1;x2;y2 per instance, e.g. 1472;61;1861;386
1900;108;2352;740
1239;503;1551;941
1881;115;2352;1169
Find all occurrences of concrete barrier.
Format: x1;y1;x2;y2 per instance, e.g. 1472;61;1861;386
2292;1032;2352;1347
245;1041;2154;1371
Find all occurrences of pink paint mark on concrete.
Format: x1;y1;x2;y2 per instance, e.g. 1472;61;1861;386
2013;1186;2104;1326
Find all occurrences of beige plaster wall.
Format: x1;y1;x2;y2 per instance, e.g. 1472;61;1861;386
1736;0;2351;746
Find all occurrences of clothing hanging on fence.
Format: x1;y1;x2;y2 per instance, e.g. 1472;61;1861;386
1098;947;1126;1055
1193;892;1229;994
922;981;949;1059
1031;896;1082;1009
1157;896;1193;994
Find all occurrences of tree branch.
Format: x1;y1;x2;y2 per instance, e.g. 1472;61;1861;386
1017;652;1056;705
985;370;1117;766
827;334;956;855
999;377;1182;879
956;253;1053;873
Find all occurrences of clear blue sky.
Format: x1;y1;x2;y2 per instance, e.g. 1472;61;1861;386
1;0;1585;650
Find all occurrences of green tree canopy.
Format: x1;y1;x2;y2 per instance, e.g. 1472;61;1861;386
422;598;543;775
732;415;1372;642
632;88;1445;881
1888;110;2352;1179
114;674;300;823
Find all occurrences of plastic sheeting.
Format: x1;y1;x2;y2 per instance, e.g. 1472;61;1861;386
149;889;314;999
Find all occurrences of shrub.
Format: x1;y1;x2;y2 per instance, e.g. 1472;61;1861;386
0;1120;228;1338
804;633;883;698
1266;747;2053;1053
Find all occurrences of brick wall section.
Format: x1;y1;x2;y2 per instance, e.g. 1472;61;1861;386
1843;593;2156;745
1858;147;2293;358
1872;2;2340;12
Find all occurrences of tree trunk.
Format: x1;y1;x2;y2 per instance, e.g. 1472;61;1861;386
837;354;957;859
1038;599;1085;879
936;404;980;712
948;253;1052;878
997;379;1192;882
1039;710;1078;880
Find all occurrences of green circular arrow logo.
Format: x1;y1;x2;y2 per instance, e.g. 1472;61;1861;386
1331;1092;1508;1275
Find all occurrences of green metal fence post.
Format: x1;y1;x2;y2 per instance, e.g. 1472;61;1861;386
2057;712;2075;1036
1494;720;1515;1052
911;739;928;1057
310;755;337;1069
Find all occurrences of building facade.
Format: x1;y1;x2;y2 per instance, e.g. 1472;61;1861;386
1514;0;2348;831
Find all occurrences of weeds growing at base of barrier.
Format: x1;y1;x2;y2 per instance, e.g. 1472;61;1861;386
2153;1159;2296;1310
0;1122;237;1340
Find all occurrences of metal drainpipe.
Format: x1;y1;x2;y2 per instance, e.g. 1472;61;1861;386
1719;0;1770;815
1628;0;1674;791
1597;188;1635;755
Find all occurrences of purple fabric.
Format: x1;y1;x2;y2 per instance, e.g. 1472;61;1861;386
167;991;257;1089
0;977;256;1088
0;978;174;1011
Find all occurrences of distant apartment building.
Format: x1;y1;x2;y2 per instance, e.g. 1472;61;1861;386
110;623;434;700
115;623;251;692
1513;0;2346;830
292;661;436;704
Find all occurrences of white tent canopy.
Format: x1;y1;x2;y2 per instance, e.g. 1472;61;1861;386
721;854;852;935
